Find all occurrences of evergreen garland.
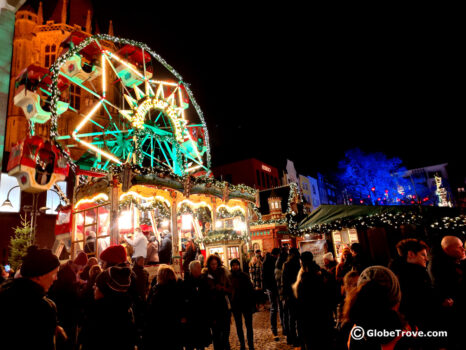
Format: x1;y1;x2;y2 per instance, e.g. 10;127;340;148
119;195;170;219
217;206;245;219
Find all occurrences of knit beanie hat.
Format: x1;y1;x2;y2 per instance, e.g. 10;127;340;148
95;266;131;295
99;245;127;265
358;265;401;307
21;246;60;278
74;251;88;266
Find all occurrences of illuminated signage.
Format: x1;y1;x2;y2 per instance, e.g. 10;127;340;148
261;164;271;173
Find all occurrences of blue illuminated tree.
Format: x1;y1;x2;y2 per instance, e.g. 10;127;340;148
337;149;412;205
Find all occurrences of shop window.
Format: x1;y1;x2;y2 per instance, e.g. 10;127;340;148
0;173;21;213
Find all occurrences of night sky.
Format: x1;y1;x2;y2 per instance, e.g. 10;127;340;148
40;2;465;179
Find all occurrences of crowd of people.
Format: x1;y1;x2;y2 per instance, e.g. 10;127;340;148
1;233;466;350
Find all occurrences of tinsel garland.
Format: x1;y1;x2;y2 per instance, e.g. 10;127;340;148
119;195;170;219
297;212;466;236
49;34;211;171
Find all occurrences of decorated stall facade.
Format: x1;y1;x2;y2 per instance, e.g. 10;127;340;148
297;204;466;265
249;183;305;252
71;170;256;270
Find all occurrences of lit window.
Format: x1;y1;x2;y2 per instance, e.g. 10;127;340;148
70;85;81;110
46;181;67;214
44;44;57;68
0;173;21;213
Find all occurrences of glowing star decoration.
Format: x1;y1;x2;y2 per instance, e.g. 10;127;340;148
119;83;186;142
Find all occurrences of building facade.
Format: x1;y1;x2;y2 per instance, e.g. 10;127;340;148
0;0;109;263
212;158;280;190
402;163;453;206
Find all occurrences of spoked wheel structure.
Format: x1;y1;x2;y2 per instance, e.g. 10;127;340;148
50;34;210;176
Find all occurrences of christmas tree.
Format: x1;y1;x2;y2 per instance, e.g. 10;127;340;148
9;216;33;272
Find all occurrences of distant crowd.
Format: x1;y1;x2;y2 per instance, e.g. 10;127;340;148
1;233;466;350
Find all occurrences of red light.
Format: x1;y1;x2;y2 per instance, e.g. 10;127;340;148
401;200;405;203
378;198;381;201
367;195;371;198
385;190;389;193
413;195;416;199
360;200;363;204
371;187;375;191
411;201;415;204
349;198;353;202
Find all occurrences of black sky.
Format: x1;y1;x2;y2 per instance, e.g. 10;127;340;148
68;3;465;178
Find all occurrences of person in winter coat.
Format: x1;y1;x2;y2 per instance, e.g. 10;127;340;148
183;239;197;276
201;254;232;350
230;259;256;350
145;235;160;265
323;252;337;276
182;260;212;350
350;243;370;274
275;248;288;337
342;266;411;350
292;251;334;350
145;264;186;350
79;257;98;281
48;260;81;350
0;246;61;350
262;248;280;340
78;266;137;350
159;232;173;264
428;235;466;348
336;248;353;284
281;247;301;346
124;227;148;261
249;256;263;307
390;239;434;331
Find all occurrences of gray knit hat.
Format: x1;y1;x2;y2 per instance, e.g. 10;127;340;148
358;265;401;307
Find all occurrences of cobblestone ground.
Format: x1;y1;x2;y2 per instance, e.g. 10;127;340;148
207;306;297;350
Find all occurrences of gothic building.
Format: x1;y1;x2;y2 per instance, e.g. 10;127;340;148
4;0;115;162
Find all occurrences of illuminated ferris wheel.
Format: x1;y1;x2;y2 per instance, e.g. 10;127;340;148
49;33;210;176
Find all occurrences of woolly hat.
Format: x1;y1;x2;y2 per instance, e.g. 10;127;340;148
74;251;88;266
99;245;127;265
95;266;131;295
358;265;401;307
21;246;60;278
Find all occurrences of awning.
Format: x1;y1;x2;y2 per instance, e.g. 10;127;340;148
298;204;464;231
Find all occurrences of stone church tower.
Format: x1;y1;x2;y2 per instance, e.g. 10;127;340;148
5;0;114;158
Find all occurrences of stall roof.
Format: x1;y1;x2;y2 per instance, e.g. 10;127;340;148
298;204;464;230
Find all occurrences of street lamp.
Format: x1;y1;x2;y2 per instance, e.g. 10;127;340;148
0;185;20;210
1;185;65;242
